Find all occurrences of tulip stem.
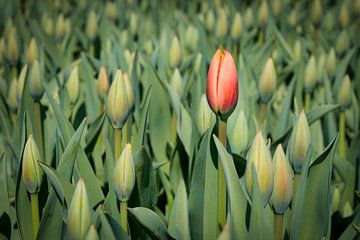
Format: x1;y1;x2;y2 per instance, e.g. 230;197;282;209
218;119;227;230
259;103;267;124
34;101;44;161
89;43;95;58
339;111;346;159
120;201;128;233
114;128;121;160
31;193;40;239
12;66;17;79
274;214;283;240
304;93;311;112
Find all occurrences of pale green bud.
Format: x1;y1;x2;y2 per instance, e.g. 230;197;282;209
67;178;91;240
331;187;340;212
338;75;352;111
231;12;243;40
270;144;293;214
185;25;199;51
216;8;228;38
42;15;54;36
227;109;249;155
245;131;274;206
55;14;66;39
345;93;359;133
288;8;298;27
6;27;18;64
170;68;183;98
17;64;28;103
272;0;281;17
144;39;153;55
86;10;97;41
311;0;322;26
29;60;44;101
22;135;43;194
316;54;326;85
304;55;317;93
342;202;353;218
106;70;133;128
96;66;109;102
196;94;216;135
66;66;80;105
8;78;18;111
169;35;181;68
26;38;38;65
258;0;269;27
293;40;301;63
113;144;135;201
326;48;336;78
324;10;335;31
206;10;215;31
119;30;128;47
258;58;276;103
105;2;117;20
85;225;99;240
339;2;349;28
123;49;135;72
245;7;254;29
288;110;311;173
336;30;349;56
130;13;138;35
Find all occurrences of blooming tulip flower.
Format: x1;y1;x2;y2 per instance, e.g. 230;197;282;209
206;49;238;120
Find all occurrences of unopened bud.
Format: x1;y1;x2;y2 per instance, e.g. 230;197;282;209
231;12;243;40
169;35;181;68
144;39;153;55
336;30;349;56
66;66;80;105
258;0;269;27
327;48;336;78
216;8;228;38
228;109;249;155
8;78;18;111
17;64;28;103
129;13;138;35
170;68;183;98
113;144;135;201
345;94;359;134
105;2;117;20
288;8;298;27
304;55;316;93
324;10;335;31
293;40;301;63
331;187;340;212
67;178;91;240
22;135;43;194
258;58;276;103
86;10;97;41
272;0;281;17
55;14;66;39
194;53;203;74
206;10;215;31
311;0;322;27
196;94;216;135
6;27;18;64
96;66;109;101
26;38;38;65
29;60;44;101
185;25;199;51
123;73;134;109
338;75;352;111
339;2;349;28
42;15;54;36
355;0;360;16
85;225;99;240
271;144;293;214
245;7;254;29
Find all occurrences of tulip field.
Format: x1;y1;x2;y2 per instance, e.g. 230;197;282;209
1;0;360;239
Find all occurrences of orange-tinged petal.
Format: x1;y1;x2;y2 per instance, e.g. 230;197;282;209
206;49;221;113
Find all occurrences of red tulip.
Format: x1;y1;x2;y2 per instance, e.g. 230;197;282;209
206;49;238;119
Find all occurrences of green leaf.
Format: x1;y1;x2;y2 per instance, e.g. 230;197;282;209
176;105;194;157
134;86;152;151
306;104;339;125
97;211;129;240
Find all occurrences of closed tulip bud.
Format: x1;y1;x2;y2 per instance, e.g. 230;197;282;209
258;0;269;27
345;94;359;134
338;75;352;111
96;66;109;101
55;14;66;39
129;13;138;35
272;0;281;17
169;35;181;68
123;49;135;72
105;2;117;20
85;225;99;240
26;38;38;65
271;144;293;214
288;110;311;173
6;27;18;64
67;178;91;240
185;25;199;51
288;8;298;27
304;55;317;93
336;30;349;55
17;64;28;103
324;10;335;31
245;7;254;29
66;66;80;105
22;135;43;194
196;94;216;135
86;10;97;41
311;0;322;27
316;54;326;85
216;8;228;38
339;3;349;28
106;70;133;129
258;58;276;103
113;144;135;201
293;40;301;63
227;109;249;155
29;60;44;101
245;131;274;206
231;12;243;40
206;10;215;31
327;48;336;78
170;68;183;97
8;78;18;111
42;15;54;36
206;49;238;120
144;39;153;55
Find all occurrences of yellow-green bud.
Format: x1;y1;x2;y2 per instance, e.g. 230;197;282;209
55;14;66;39
8;78;18;111
245;7;254;29
270;144;293;214
245;131;274;206
258;58;276;103
67;178;91;240
206;10;215;31
231;12;243;40
26;38;38;65
105;2;117;20
106;70;133;128
123;49;135;72
288;8;298;27
324;10;335;31
258;0;269;27
96;66;109;102
304;55;317;93
216;8;228;38
130;13;138;35
86;10;97;41
144;39;153;55
196;94;216;135
293;40;301;63
42;15;54;36
6;27;18;64
336;30;349;56
345;93;359;134
113;144;135;201
85;225;99;240
185;25;199;51
227;109;249;155
316;54;326;85
339;2;349;28
66;66;80;105
342;202;353;218
29;60;44;101
326;48;336;78
170;68;183;98
22;135;43;194
272;0;281;17
17;64;28;103
311;0;322;26
338;75;352;111
288;110;311;173
169;35;181;68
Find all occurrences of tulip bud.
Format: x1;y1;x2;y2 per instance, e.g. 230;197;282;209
258;58;276;103
245;131;274;206
144;39;153;55
8;78;18;111
105;2;117;20
169;35;181;68
336;30;349;56
194;53;203;74
324;10;335;31
245;7;254;29
231;12;243;40
22;135;43;194
293;40;301;63
42;14;54;36
311;0;322;27
345;93;359;134
339;2;349;28
96;66;109;101
216;8;228;38
342;202;353;218
206;10;215;31
123;73;134;109
287;110;311;173
55;14;66;40
326;48;336;78
85;225;99;240
17;64;28;103
338;75;352;111
316;54;326;85
288;8;298;27
258;0;269;27
106;70;133;129
271;144;293;214
66;66;80;105
67;178;91;240
170;68;183;98
272;0;281;17
26;38;38;65
6;27;18;65
304;55;316;93
113;144;135;201
29;60;44;101
129;13;138;35
185;25;199;51
206;49;238;120
196;94;216;135
86;10;97;41
119;30;128;47
227;109;249;155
